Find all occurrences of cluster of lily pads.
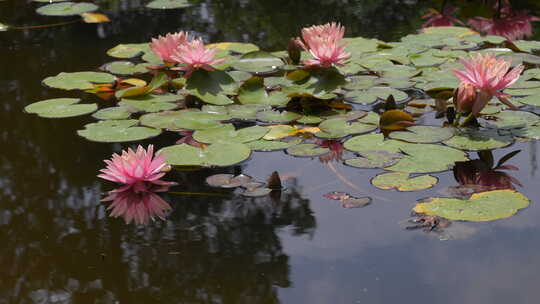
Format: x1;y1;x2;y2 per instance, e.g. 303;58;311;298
26;25;540;223
31;0;190;15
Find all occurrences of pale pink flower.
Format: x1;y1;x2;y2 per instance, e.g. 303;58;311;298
102;186;172;225
421;7;463;28
295;22;351;67
453;82;477;113
98;145;175;193
150;32;188;63
452;53;523;115
171;38;225;77
468;4;539;41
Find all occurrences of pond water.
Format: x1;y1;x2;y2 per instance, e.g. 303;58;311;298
3;0;540;303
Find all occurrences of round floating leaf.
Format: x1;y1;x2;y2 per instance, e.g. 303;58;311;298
193;124;268;144
232;51;284;73
140;110;230;130
228;71;253;82
238;77;290;106
413;190;530;221
104;61;149;75
371;172;438;191
43;72;115;90
206;174;252;188
517;95;540;107
119;94;182;113
344;133;409;153
345;87;407;105
443;129;514;151
242;187;272;197
286;144;330;157
389;126;454;143
507;87;540;96
317;118;376;139
92;107;131;120
297;115;323;124
107;43;150;59
25;98;97;118
482;110;540;129
78;119;161;143
517;125;540;140
159;143;251;167
386;143;468;173
36;2;98;16
247;139;302;151
227;104;270;120
283;68;345;99
146;0;191;9
207;42;260;54
257;110;302;123
344;150;402;169
343;76;377;90
186;69;237;105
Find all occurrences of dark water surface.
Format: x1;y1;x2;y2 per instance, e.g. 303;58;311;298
2;1;540;303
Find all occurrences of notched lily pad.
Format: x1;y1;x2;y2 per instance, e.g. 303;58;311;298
247;139;302;151
43;72;115;90
104;61;149;75
193;124;268;144
159;143;251;167
389;126;454;143
371;172;438;191
482;110;540;129
257;110;302;123
206;174;252;188
344;150;402;169
146;0;191;9
413;190;530;221
78;119;161;143
140;110;229;130
443;129;514;151
36;2;98;16
286;144;330;157
386;143;468;173
232;51;284;73
25;98;97;118
92;107;132;120
107;43;150;59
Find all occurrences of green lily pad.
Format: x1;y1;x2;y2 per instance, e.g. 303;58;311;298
517;95;540;107
146;0;191;9
386;143;468;173
107;43;150;59
507;87;540;96
232;51;284;73
482;110;540;129
193;124;268;144
345;87;408;105
256;110;302;123
286;144;330;157
119;94;182;113
32;0;68;2
344;150;402;169
511;40;540;53
208;42;260;54
283;68;345;99
342;76;377;90
443;129;514;151
227;104;270;120
247;139;302;151
78;119;161;143
241;187;273;197
25;98;97;118
238;77;290;106
36;2;98;16
43;72;115;90
159;143;251;167
297;115;323;124
389;126;454;143
228;71;253;82
92;107;132;120
371;172;438;191
413;190;530;222
140;110;229;131
344;133;409;153
186;69;237;105
317;118;376;138
104;61;149;75
516;125;540;140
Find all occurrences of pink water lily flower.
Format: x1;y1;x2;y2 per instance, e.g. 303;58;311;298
421;7;463;28
98;145;175;193
171;38;225;77
452;53;523;116
103;186;172;225
295;22;351;67
150;31;188;63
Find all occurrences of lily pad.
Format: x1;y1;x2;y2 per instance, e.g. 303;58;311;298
371;172;438;191
119;94;182;113
227;104;270;120
140;110;229;131
25;98;97;118
146;0;191;9
247;139;302;151
43;72;115;90
317;118;376;138
283;68;345;99
413;190;530;222
241;187;272;197
389;126;454;143
107;43;150;59
256;110;302;123
386;143;468;173
344;133;409;153
482;110;540;129
77;119;161;143
36;2;98;16
92;107;132;120
186;69;236;105
207;42;260;54
159;143;251;167
104;61;149;75
238;77;290;106
286;144;330;157
443;129;514;151
232;51;284;73
345;87;408;105
344;150;403;169
193;124;268;144
206;174;252;188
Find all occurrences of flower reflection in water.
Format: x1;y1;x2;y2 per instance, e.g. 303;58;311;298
421;7;462;28
102;185;172;225
316;139;344;163
452;150;522;196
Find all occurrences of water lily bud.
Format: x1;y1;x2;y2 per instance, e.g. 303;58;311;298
453;82;477;113
288;38;302;65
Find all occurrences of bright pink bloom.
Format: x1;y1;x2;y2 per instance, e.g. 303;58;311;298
468;4;539;41
452;53;523;115
102;187;172;225
295;22;351;67
171;38;225;77
150;32;188;63
98;145;175;193
421;7;463;28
